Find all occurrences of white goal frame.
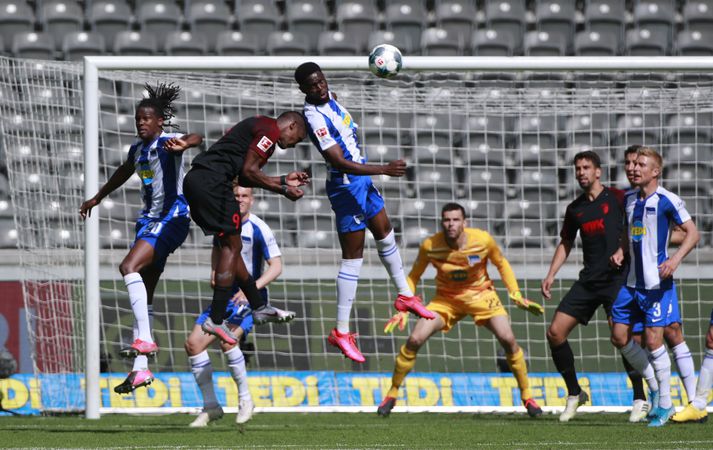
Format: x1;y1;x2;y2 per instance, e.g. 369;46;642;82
83;56;713;419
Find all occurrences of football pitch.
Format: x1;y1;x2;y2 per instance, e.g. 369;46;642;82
1;412;712;449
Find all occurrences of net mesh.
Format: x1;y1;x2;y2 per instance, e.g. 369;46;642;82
1;56;712;410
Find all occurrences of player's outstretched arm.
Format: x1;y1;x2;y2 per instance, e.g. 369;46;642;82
241;151;304;201
659;219;700;279
163;133;203;153
322;145;406;177
255;256;282;290
541;239;573;300
79;159;135;219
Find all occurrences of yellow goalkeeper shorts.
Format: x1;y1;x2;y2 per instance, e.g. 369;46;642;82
428;288;507;332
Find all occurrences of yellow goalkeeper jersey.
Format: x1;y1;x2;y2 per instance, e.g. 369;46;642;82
407;228;520;297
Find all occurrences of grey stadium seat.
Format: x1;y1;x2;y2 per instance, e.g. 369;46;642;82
0;1;35;53
266;31;309;56
113;30;158;55
40;1;84;50
574;30;618;56
683;0;713;34
215;31;259;56
584;0;625;51
625;28;668;56
565;113;613;156
384;2;427;56
317;31;360;56
471;29;515;56
676;30;713;56
236;0;280;52
367;30;412;55
88;0;132;50
62;31;106;60
421;28;463;56
463;115;508;166
435;1;477;48
187;0;232;52
285;1;328;52
633;1;674;52
464;186;506;220
137;0;182;51
12;31;55;59
336;1;378;52
616;113;664;146
0;219;18;249
523;30;566;56
511;115;559;166
535;0;575;53
485;0;526;54
505;219;554;249
164;31;208;56
410;114;460;163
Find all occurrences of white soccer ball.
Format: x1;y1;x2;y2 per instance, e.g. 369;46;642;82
368;44;403;79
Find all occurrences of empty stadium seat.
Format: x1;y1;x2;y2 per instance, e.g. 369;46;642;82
523;30;566;56
505;219;553;249
676;30;713;56
485;0;526;54
215;30;259;55
511;115;559;166
285;1;328;52
633;1;674;52
574;30;618;56
360;113;402;151
317;31;360;56
236;0;279;52
421;28;462;56
616;113;664;146
584;0;625;50
266;31;309;56
463;115;508;166
336;1;378;52
435;1;476;48
40;1;84;50
535;0;575;53
683;0;713;34
88;0;132;50
137;0;182;51
465;186;506;219
0;1;35;53
62;31;105;60
113;30;158;55
12;31;55;59
384;2;426;55
187;0;232;52
565;113;613;151
367;30;412;54
0;219;18;249
626;28;668;56
164;31;208;55
410;114;460;163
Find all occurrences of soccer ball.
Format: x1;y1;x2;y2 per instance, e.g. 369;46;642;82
0;347;17;379
368;44;403;79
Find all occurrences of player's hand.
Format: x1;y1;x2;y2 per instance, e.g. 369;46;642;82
382;160;407;177
658;258;679;279
286;171;310;187
231;289;248;305
541;277;554;300
163;137;189;152
384;312;409;334
510;292;544;316
79;197;99;219
282;186;304;201
610;248;625;268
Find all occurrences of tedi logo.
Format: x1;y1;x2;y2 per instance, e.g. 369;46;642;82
631;220;646;242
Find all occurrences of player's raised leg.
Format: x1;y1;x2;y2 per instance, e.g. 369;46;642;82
673;318;713;424
378;314;445;417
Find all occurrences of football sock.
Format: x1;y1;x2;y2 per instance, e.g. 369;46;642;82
388;345;417;398
225;347;250;401
622;355;646;401
237;277;266;310
549;340;581;396
692;349;713;410
209;285;233;324
189;350;219;409
620;339;659;393
506;348;532;401
376;230;412;297
336;258;362;333
132;355;148;371
650;345;672;409
672;341;696;403
124;272;152;342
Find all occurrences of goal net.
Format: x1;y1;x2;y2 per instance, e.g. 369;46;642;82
1;56;712;415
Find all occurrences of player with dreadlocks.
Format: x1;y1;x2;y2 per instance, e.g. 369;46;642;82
80;82;203;394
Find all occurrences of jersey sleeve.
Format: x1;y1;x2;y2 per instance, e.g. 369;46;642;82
662;192;691;225
257;222;281;260
485;233;520;294
406;239;431;294
559;204;578;241
248;117;279;160
125;143;138;165
304;107;338;153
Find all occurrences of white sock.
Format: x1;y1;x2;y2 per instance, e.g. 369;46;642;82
672;341;696;402
189;350;219;409
620;340;659;392
225;347;250;401
124;273;152;342
132;355;148;371
336;258;362;333
650;345;672;409
692;349;713;410
376;230;413;297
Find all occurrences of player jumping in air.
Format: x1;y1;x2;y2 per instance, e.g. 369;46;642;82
541;150;658;422
377;203;544;417
610;146;700;427
295;61;435;363
183;113;306;345
186;184;282;427
80;83;203;394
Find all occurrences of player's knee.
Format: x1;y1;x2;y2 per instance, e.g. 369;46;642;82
220;341;237;352
546;326;563;346
119;261;134;276
610;332;627;349
406;335;425;350
184;338;199;356
664;323;683;346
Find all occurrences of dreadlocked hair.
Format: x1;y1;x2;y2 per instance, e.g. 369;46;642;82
137;82;181;130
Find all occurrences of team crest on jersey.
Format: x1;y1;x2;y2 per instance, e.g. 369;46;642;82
631;220;646;242
257;136;273;152
449;270;468;281
646;207;656;215
467;255;481;266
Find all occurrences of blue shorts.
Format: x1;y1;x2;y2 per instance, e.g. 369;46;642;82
327;177;385;233
611;284;681;328
196;302;254;335
134;215;190;271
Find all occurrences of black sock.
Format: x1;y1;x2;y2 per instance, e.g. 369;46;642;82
550;340;581;396
237;277;266;310
209;285;232;323
623;356;646;401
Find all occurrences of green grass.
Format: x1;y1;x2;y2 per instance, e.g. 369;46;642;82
1;412;712;449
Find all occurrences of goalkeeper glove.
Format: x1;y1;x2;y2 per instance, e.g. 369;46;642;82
510;292;544;316
384;312;409;334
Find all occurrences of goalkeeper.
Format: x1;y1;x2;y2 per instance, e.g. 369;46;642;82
377;202;544;418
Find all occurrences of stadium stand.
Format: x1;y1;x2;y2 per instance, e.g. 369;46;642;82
215;30;259;55
335;1;378;52
0;0;35;53
136;0;182;52
62;31;105;60
285;0;329;52
384;2;426;56
11;31;54;59
40;0;84;51
186;0;232;52
87;0;132;49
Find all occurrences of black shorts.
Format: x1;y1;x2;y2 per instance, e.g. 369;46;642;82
183;166;241;236
556;280;618;325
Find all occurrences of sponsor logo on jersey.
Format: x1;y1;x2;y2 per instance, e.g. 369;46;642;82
257;136;273;152
449;270;468;282
467;255;481;266
631;220;646;242
138;166;154;185
581;218;605;235
315;127;328;138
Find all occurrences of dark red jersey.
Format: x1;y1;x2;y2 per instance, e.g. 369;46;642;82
191;116;279;178
560;186;627;285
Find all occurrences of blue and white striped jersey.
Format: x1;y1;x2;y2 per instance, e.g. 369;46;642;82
303;92;369;188
127;131;189;220
239;213;281;280
624;186;691;290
